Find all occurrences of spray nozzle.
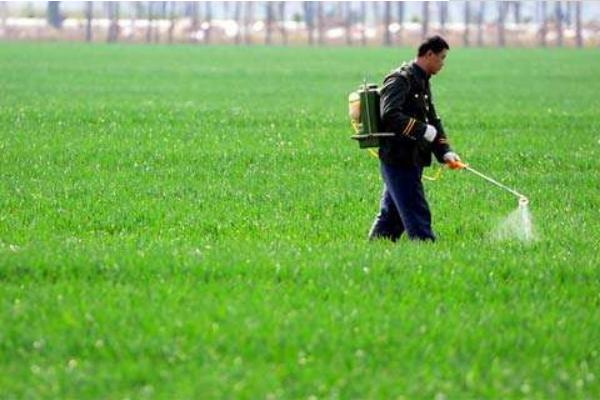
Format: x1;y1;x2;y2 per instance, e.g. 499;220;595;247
518;196;529;206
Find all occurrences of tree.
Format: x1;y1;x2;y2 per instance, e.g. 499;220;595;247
85;2;93;42
317;1;324;45
497;1;507;47
223;1;230;20
129;1;139;42
303;2;314;46
167;1;177;44
47;1;64;29
371;1;380;28
439;1;448;36
1;2;7;35
244;1;253;45
539;1;547;47
204;1;212;44
278;2;287;45
564;0;572;27
189;2;199;43
477;1;485;47
265;2;273;45
383;1;391;46
575;0;582;48
512;1;522;24
234;1;242;45
555;1;563;47
154;2;166;43
463;1;470;47
422;2;429;39
396;1;405;46
145;2;154;43
106;2;119;43
360;1;366;46
345;2;353;46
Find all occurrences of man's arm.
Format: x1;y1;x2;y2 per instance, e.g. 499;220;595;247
427;100;452;163
379;75;427;142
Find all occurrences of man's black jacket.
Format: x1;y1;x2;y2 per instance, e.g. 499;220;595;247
378;61;452;167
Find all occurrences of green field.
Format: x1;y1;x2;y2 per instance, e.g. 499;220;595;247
0;43;599;399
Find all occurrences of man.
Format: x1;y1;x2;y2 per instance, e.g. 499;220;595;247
369;35;462;242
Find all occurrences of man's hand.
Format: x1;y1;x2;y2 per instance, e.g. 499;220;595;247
423;124;437;142
443;151;464;170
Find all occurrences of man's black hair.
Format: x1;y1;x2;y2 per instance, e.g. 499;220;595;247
417;35;450;56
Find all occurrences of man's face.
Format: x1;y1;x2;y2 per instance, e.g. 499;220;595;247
427;49;448;75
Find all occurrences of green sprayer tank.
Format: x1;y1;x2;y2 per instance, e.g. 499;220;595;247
349;83;394;148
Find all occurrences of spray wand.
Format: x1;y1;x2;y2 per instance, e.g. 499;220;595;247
365;146;528;204
447;160;529;205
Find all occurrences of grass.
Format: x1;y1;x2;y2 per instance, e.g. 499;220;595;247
0;43;599;399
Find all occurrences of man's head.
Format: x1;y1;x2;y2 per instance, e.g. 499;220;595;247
416;35;450;76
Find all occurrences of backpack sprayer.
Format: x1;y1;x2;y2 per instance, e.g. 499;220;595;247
348;81;529;206
348;79;394;148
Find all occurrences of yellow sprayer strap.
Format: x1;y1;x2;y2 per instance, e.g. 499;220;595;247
422;166;443;181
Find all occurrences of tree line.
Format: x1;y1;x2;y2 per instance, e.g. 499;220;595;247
15;1;588;47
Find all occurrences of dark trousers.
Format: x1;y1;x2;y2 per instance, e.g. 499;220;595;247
368;162;435;242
